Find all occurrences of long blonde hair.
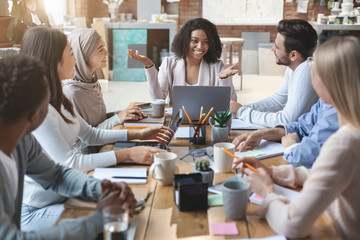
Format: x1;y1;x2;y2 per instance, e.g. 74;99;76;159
314;36;360;129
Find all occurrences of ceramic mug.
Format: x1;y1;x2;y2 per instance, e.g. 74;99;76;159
222;181;250;220
151;99;165;118
149;152;177;185
213;142;235;173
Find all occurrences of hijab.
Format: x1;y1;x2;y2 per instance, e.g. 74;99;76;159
68;28;101;83
63;28;107;127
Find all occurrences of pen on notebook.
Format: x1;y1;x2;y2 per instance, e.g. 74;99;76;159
111;176;147;179
125;126;150;129
221;147;259;173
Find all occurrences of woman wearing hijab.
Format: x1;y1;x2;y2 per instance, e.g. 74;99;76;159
63;28;145;129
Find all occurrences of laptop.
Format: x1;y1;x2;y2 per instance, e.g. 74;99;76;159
172;86;231;123
114;109;183;150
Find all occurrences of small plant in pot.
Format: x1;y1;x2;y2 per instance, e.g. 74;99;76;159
192;159;214;187
209;110;232;143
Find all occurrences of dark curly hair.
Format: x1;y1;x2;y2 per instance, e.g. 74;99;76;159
0;55;48;125
171;18;222;63
277;19;318;59
20;27;75;124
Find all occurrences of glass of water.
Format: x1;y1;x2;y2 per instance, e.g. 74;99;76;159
102;205;129;240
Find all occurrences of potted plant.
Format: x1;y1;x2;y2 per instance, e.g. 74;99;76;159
192;159;214;187
209;109;232;143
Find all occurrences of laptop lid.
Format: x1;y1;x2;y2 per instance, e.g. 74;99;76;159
172;86;231;123
114;109;183;150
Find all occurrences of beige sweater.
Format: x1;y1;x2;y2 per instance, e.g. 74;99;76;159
260;125;360;239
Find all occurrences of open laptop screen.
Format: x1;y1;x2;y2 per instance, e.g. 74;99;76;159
172;86;230;123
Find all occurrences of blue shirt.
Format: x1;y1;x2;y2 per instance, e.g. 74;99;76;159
280;99;339;168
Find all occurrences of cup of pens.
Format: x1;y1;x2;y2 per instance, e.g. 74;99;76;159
189;121;206;145
182;106;213;145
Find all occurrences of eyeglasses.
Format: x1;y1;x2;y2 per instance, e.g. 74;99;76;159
307;56;313;68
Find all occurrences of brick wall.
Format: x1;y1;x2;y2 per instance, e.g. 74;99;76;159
178;0;330;41
79;0;330;37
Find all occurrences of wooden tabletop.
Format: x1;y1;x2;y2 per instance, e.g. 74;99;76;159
58;123;340;239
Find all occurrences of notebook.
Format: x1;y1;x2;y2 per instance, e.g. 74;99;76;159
172;86;231;124
114;109;183;150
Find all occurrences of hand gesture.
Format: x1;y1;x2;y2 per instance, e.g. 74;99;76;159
219;62;239;79
281;132;300;147
97;180;137;217
232;130;264;151
140;126;174;145
117;106;147;123
127;49;154;68
117;146;165;165
245;167;274;197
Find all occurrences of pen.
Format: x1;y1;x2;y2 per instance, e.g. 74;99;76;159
221;147;259;173
125;126;150;129
111;176;147;179
199;106;203;121
200;107;213;124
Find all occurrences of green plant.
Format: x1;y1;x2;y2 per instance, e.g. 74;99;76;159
195;159;211;171
213;110;232;127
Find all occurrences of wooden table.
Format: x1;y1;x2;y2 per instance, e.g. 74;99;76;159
58;125;340;239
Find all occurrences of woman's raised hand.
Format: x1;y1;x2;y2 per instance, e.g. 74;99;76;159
219;62;239;79
127;49;154;68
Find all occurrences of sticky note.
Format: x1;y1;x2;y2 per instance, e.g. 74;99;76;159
211;222;239;235
208;194;223;207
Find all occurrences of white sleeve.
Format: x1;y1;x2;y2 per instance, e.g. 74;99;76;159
96;114;122;129
33;110;124;172
145;58;170;100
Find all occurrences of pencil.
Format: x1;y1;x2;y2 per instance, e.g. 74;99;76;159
199;106;203;121
200;107;213;124
182;106;192;124
125;126;150;129
221;147;259;173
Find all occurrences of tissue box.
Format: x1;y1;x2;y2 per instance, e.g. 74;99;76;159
174;173;208;211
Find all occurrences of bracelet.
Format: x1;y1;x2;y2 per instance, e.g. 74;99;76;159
145;64;154;69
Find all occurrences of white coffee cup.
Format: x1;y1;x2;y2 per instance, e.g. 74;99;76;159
151;99;165;118
149;152;177;185
213;142;235;173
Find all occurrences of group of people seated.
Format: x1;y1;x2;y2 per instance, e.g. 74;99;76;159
0;16;359;239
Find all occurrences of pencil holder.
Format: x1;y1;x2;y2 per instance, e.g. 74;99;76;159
189;121;206;145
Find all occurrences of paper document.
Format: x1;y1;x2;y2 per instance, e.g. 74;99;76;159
249;184;299;205
174;127;190;138
93;168;147;184
231;118;265;130
235;140;285;161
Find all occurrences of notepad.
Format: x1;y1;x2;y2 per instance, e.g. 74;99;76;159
235;140;285;160
93;168;147;184
211;222;239;235
208;194;223;207
249;184;299;205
